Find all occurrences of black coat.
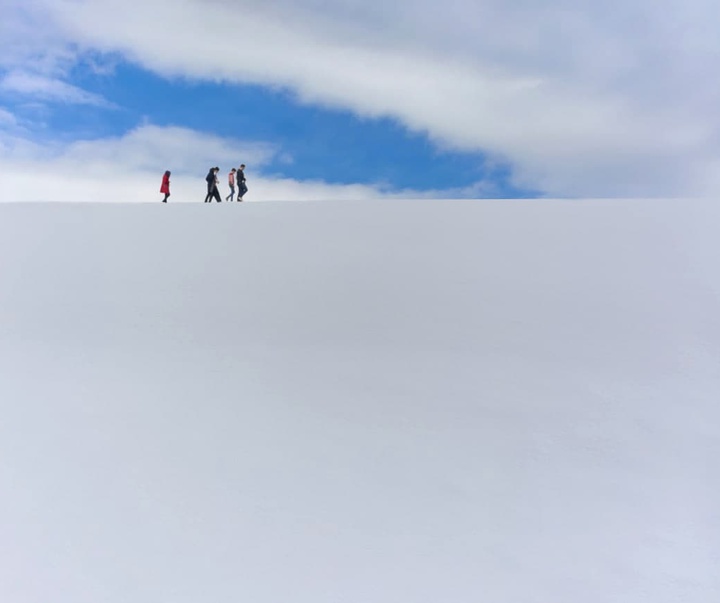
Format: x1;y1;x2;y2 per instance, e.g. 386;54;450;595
206;169;217;192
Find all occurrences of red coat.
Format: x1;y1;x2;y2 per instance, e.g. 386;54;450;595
160;173;170;194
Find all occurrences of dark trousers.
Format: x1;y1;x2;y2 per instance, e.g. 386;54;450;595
238;181;248;199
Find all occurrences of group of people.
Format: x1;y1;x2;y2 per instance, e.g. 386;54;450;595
158;165;248;203
205;165;248;203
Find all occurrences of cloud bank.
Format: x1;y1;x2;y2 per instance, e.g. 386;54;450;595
3;0;720;196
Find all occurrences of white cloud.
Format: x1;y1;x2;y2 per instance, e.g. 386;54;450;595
15;0;717;197
3;0;720;195
0;70;113;107
0;5;113;109
0;124;475;202
0;3;78;76
0;108;16;126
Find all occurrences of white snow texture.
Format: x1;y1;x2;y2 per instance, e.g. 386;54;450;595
0;199;718;602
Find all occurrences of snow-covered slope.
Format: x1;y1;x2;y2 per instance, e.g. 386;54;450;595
0;200;718;602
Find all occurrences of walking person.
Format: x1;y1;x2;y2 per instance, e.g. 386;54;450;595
160;170;171;203
237;164;248;201
226;168;237;202
204;167;222;203
204;167;215;203
211;167;222;202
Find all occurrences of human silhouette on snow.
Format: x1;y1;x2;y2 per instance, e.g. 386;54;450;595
237;164;248;201
226;168;237;202
204;167;222;203
160;170;171;203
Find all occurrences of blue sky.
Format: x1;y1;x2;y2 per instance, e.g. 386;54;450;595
9;60;532;196
1;0;719;201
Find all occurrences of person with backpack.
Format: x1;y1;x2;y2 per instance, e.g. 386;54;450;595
226;168;237;202
237;164;248;201
160;170;171;203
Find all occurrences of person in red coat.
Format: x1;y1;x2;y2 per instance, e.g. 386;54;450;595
160;170;171;203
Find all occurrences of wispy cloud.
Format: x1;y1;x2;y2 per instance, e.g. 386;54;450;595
0;107;17;126
0;71;114;108
0;4;78;76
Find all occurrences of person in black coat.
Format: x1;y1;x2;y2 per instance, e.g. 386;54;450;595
204;168;215;203
204;167;222;202
237;164;248;201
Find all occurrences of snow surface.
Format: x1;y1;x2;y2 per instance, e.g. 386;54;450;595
0;199;718;602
